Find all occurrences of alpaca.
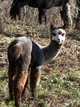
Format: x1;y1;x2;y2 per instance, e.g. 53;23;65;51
8;24;66;107
10;0;69;25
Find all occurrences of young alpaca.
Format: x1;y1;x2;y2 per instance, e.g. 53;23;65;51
8;24;66;107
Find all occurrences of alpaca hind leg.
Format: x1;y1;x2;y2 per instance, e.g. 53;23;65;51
8;63;16;100
22;77;28;98
30;68;41;97
14;70;28;107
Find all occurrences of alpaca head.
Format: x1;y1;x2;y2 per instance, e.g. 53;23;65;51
50;24;66;44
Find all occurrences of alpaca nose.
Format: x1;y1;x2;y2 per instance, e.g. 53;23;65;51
58;39;61;44
58;39;60;42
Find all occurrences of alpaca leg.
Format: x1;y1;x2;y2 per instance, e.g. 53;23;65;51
8;63;16;100
22;77;28;98
22;68;31;97
38;8;46;24
42;9;46;23
30;68;41;97
38;8;42;24
17;10;21;20
10;4;21;20
14;70;28;107
60;5;69;28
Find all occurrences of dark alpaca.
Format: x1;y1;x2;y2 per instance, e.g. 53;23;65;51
10;0;69;24
8;24;66;107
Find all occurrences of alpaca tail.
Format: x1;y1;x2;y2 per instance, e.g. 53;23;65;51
8;42;22;62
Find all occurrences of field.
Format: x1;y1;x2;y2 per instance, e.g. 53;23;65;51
0;20;80;107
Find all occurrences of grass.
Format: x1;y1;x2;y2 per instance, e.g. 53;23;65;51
0;22;80;107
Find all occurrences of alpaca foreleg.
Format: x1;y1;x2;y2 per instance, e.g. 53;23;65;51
30;67;41;97
14;70;28;107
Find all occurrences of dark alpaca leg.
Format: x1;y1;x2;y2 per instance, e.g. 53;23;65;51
14;70;28;107
30;68;41;97
17;7;21;20
10;0;19;20
10;6;21;20
8;63;16;100
38;8;42;24
10;0;27;20
10;0;21;20
43;9;47;23
10;7;16;20
38;8;46;24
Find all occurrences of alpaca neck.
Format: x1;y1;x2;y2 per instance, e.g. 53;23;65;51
42;41;62;62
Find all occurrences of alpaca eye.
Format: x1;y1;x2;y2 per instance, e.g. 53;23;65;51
58;31;62;35
52;33;56;36
62;33;64;36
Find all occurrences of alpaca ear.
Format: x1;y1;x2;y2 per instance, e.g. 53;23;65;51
58;23;67;30
62;23;67;29
50;24;56;30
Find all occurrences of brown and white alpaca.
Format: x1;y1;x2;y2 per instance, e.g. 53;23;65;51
8;24;66;107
